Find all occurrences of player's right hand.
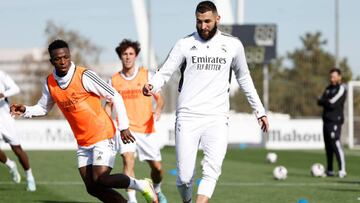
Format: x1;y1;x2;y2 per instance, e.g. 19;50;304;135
258;116;269;133
120;129;136;144
10;104;26;116
142;84;153;97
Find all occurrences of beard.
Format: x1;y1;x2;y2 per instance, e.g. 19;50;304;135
197;23;218;41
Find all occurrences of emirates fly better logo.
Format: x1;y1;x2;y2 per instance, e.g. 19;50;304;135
192;56;226;71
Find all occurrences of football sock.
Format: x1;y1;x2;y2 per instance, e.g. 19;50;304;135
177;184;193;202
153;182;161;193
128;177;145;192
127;190;137;202
5;158;15;169
25;169;34;180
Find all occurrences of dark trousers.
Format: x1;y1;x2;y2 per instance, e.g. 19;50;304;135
323;122;345;172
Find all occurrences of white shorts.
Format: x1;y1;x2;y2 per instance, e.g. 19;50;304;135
0;112;20;146
115;131;162;162
77;138;116;168
175;115;229;198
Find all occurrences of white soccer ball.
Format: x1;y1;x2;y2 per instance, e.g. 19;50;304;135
266;152;277;163
311;163;325;177
273;166;287;180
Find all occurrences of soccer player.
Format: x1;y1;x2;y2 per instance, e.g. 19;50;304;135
317;68;347;178
0;70;36;191
105;39;167;203
143;1;269;203
10;39;158;203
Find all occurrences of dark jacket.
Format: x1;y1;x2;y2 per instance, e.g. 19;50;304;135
317;84;347;124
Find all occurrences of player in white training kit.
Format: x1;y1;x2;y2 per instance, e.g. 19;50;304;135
0;70;36;191
143;1;269;203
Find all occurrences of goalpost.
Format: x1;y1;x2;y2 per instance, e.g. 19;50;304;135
347;80;360;149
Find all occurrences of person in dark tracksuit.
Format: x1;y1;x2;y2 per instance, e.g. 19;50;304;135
317;68;347;178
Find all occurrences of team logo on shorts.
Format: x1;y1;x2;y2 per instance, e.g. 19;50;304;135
96;151;103;161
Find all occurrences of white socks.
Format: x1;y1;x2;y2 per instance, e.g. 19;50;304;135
25;169;34;181
128;177;145;192
154;182;162;193
5;158;16;169
127;190;137;203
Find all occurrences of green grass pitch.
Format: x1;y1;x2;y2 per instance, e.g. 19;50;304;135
0;147;359;202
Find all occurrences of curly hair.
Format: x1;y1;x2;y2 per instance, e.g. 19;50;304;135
115;39;141;57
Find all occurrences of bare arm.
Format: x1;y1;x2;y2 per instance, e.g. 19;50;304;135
153;92;164;121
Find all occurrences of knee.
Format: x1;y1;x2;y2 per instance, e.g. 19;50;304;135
11;145;23;154
177;163;196;185
202;160;222;180
85;185;100;197
122;154;135;169
151;164;162;175
93;173;108;185
177;172;194;185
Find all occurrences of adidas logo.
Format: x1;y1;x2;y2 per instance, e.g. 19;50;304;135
190;46;197;51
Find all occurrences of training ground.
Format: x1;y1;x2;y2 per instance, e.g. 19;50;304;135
0;147;359;203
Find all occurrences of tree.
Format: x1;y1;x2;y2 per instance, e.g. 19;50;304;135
17;21;103;118
45;20;102;66
230;32;353;118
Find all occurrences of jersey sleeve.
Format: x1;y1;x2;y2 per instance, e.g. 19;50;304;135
23;81;55;118
149;39;185;92
323;84;347;109
2;72;20;98
232;40;266;118
82;70;129;130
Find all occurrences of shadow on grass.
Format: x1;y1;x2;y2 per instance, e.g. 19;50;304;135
337;180;360;185
324;188;360;192
38;201;96;203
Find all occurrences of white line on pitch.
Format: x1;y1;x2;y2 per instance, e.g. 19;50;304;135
0;181;357;187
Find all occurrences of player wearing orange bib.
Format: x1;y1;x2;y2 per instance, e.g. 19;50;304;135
10;40;158;203
105;39;166;203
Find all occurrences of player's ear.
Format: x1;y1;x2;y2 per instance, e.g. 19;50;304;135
49;58;54;66
216;14;220;24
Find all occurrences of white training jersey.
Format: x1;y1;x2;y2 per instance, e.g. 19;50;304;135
24;62;129;130
150;30;266;118
0;70;20;115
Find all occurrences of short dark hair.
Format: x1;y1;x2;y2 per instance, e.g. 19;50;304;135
196;1;217;14
329;68;341;75
115;39;141;57
48;39;69;55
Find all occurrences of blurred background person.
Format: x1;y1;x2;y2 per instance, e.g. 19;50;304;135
318;68;347;178
105;39;166;203
0;70;36;191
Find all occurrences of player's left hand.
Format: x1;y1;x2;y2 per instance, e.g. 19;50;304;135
120;129;135;144
258;116;269;133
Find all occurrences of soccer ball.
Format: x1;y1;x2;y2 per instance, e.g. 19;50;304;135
266;152;277;163
273;166;287;180
311;163;325;177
